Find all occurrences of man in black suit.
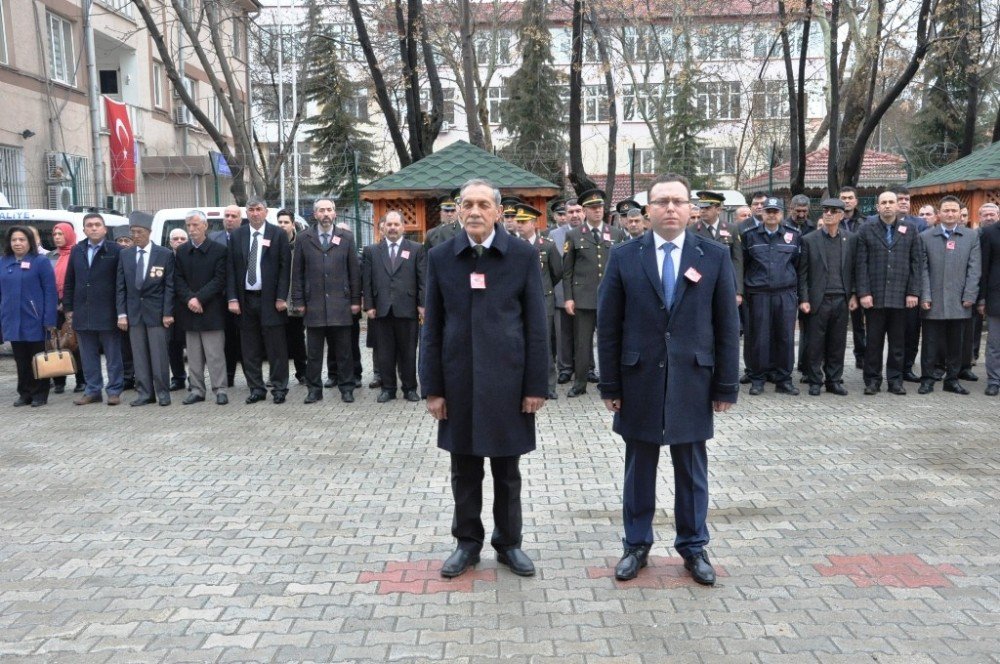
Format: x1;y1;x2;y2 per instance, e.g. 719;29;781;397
210;204;244;387
115;212;175;407
362;211;425;403
980;209;1000;396
855;190;922;395
291;198;361;404
226;197;291;404
839;186;868;368
175;210;229;405
797;198;857;396
64;213;124;405
420;179;549;579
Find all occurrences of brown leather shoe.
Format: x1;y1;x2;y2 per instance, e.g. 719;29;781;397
106;394;121;406
73;394;102;405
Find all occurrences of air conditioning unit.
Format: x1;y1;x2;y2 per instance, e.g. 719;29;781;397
440;121;451;132
174;104;192;126
48;185;74;210
45;152;67;182
106;195;129;214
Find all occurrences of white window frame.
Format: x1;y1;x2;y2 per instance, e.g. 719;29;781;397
623;83;673;122
0;0;8;65
634;148;655;175
487;86;507;125
697;81;741;121
47;11;76;86
330;23;360;62
152;63;163;108
753;80;790;119
583;85;608;123
0;145;28;208
699;146;737;175
345;87;369;122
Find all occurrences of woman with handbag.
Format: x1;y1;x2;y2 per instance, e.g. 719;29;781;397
0;226;58;407
48;222;85;394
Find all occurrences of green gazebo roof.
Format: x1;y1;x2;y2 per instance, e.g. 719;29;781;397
908;140;1000;189
361;140;559;194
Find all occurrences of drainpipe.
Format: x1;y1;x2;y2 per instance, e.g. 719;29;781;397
82;0;106;205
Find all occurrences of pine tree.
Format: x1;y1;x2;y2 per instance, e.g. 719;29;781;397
305;26;381;200
498;0;566;185
655;61;709;188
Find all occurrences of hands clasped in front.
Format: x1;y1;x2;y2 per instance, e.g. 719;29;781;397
427;395;546;420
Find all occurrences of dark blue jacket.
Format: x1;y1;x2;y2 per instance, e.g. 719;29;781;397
0;253;58;342
419;225;549;457
742;223;801;293
597;231;740;445
63;239;122;331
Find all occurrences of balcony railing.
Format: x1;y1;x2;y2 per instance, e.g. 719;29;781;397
96;0;134;19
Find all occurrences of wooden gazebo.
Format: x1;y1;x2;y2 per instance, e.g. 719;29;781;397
360;141;561;241
908;141;1000;226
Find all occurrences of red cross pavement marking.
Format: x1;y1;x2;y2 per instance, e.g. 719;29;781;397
357;560;497;594
814;554;964;588
586;556;729;589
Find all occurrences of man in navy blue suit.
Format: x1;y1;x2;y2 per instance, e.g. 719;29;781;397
597;174;740;585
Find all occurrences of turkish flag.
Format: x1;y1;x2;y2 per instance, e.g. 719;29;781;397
104;96;136;194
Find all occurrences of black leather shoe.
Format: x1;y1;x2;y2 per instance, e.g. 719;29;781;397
169;378;186;391
739;373;752;384
377;389;396;403
368;378;382;389
130;397;154;407
182;393;205;405
887;382;906;395
808;384;821;396
323;378;336;388
917;382;934;395
158;397;171;407
614;545;650;581
684;551;716;586
272;392;286;404
497;548;535;577
587;370;599;383
13;397;31;407
775;382;800;395
245;391;267;404
958;369;978;381
557;372;571;384
341;390;355;403
864;382;881;395
943;381;969;395
985;384;1000;397
748;382;764;396
53;385;65;394
826;383;848;396
30;399;47;408
547;391;558;400
73;384;86;393
903;371;921;383
567;386;587;398
440;548;480;578
403;390;420;402
304;390;323;404
216;393;228;405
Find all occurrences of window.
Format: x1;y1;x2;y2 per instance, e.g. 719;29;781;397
622;26;657;63
259;83;292;123
47;12;76;85
752;80;790;119
435;88;456;125
558;85;571;123
152;64;163;108
623;83;674;121
583;85;608;123
696;24;741;60
344;88;368;122
699;147;737;175
330;23;360;62
487;86;507;124
475;29;514;65
697;81;741;120
231;18;242;59
634;148;655;175
550;28;572;63
0;145;28;208
752;29;778;59
0;0;8;65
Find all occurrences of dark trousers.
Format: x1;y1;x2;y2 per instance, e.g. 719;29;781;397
372;314;418;392
121;328;134;382
450;453;522;554
904;306;921;373
746;290;797;383
623;439;708;559
223;311;242;383
921;318;964;383
572;308;597;390
961;315;978;372
556;307;575;374
328;315;362;381
238;292;288;395
168;322;186;382
285;315;307;380
804;294;849;386
863;307;907;385
796;309;809;373
11;340;50;403
850;306;867;362
307;325;353;391
971;312;984;361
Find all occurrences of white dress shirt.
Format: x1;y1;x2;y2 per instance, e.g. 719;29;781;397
245;226;265;291
654;229;685;285
466;228;497;251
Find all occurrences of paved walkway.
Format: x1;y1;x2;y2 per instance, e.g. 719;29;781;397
0;344;998;663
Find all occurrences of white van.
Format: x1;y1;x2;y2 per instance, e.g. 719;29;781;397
0;208;130;250
149;207;306;246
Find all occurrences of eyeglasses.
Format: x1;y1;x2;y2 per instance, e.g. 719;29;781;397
647;197;689;209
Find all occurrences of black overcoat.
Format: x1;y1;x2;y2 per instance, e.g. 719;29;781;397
174;240;228;332
226;223;290;327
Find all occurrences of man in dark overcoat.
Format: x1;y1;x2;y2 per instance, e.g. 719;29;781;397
419;179;549;579
597;174;740;586
291;198;362;403
226;197;291;404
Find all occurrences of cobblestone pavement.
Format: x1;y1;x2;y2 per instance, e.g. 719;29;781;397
0;338;998;664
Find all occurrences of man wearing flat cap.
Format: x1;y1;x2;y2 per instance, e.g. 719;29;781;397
115;211;176;407
425;189;463;250
692;191;744;305
797;198;858;396
563;188;627;396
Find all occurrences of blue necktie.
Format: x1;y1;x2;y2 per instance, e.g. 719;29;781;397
942;228;951;240
662;243;676;309
885;224;893;245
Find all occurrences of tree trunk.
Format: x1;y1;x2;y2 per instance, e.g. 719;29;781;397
827;0;841;194
777;1;802;193
586;10;617;206
568;0;594;194
459;0;485;148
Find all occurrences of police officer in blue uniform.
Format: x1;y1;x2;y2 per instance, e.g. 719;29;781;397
742;197;802;395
